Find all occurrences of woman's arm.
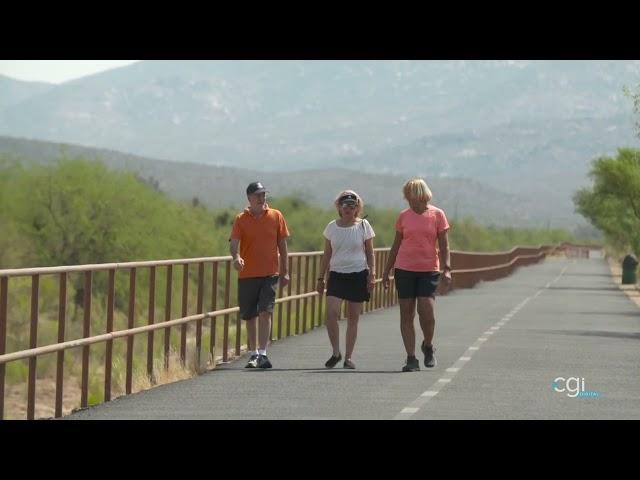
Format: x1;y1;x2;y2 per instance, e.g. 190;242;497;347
382;231;403;289
438;230;452;290
316;238;332;295
364;237;375;292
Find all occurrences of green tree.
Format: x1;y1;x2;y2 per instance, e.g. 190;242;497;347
573;148;640;255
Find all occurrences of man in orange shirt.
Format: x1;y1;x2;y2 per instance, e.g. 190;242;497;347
229;182;290;369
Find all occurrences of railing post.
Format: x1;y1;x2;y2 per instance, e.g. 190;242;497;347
180;264;189;366
125;268;136;395
295;256;302;334
104;269;115;402
27;275;39;419
164;265;173;371
277;280;284;340
286;257;293;337
196;263;204;371
223;260;230;362
147;266;156;382
0;277;8;420
210;262;218;363
55;272;67;418
81;271;92;408
318;254;324;326
310;254;317;328
302;256;310;333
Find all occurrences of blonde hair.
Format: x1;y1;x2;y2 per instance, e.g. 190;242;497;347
403;178;432;206
334;189;364;218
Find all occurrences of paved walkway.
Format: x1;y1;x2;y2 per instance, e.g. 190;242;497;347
67;257;640;419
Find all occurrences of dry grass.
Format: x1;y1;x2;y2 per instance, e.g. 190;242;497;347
4;378;82;420
132;348;203;393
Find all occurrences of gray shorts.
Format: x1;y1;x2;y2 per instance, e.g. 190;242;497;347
238;275;279;320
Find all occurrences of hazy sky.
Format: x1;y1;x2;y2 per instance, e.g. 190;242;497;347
0;60;140;84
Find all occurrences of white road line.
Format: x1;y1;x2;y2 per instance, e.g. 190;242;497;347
394;263;569;420
420;391;439;397
400;407;419;414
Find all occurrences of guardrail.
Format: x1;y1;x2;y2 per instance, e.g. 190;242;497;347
0;244;557;419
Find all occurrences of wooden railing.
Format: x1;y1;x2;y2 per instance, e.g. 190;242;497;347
0;244;557;419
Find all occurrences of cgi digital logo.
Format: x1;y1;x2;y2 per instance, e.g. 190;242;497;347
552;377;601;398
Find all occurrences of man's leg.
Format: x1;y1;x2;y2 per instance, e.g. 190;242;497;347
239;278;260;368
255;276;277;368
258;310;271;351
246;316;258;352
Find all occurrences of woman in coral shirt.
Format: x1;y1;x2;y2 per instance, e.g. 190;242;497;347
382;179;452;372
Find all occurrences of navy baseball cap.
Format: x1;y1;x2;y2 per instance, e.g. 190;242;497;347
246;181;267;195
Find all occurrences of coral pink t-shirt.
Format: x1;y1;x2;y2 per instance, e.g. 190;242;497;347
395;205;450;272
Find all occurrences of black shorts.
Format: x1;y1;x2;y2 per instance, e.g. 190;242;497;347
238;275;279;320
394;269;441;299
326;269;370;303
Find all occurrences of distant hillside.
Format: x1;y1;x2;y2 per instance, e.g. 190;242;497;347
1;60;638;171
0;135;576;228
1;60;637;235
0;75;53;112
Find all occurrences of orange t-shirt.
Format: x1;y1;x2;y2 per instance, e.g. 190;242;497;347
229;206;290;279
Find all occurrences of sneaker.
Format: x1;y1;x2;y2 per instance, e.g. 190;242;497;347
421;342;437;368
257;354;272;369
325;353;342;368
245;354;259;368
343;359;356;369
402;356;420;372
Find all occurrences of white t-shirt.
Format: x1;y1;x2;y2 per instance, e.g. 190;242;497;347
323;219;376;273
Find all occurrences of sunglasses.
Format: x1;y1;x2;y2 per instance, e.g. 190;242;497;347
341;203;357;209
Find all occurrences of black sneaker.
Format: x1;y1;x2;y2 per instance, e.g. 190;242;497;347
421;342;437;368
245;354;259;368
402;356;420;372
343;359;356;369
257;354;272;369
325;353;342;368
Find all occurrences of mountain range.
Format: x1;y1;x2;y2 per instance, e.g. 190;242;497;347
1;60;639;230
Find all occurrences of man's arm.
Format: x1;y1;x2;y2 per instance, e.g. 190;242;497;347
229;238;244;271
278;237;290;287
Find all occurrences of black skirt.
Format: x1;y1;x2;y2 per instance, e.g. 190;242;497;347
326;269;370;302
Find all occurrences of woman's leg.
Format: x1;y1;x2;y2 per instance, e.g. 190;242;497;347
416;296;436;346
399;298;417;356
345;301;361;360
325;296;342;355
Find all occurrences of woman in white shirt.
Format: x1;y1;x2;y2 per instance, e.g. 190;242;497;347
316;190;376;369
